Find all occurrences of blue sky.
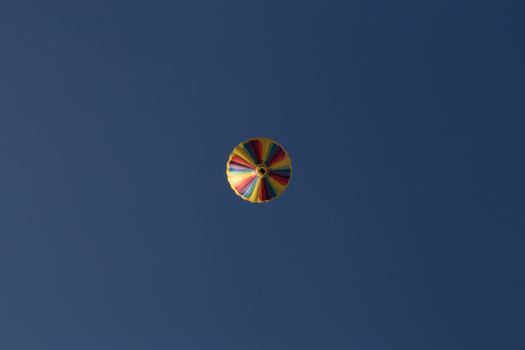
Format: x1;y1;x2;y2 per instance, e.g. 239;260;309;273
1;0;524;349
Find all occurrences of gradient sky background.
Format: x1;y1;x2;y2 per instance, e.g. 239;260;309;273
1;0;524;349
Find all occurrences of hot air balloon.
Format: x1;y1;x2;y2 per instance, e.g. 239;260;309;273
226;137;292;203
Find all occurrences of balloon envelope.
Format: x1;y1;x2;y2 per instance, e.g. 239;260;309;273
226;137;292;203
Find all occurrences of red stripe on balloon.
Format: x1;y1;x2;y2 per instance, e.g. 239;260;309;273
270;173;289;185
267;148;285;166
259;179;267;201
231;155;255;169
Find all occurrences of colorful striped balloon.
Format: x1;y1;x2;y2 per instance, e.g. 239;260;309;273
226;137;292;203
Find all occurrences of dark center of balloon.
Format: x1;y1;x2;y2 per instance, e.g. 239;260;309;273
256;165;268;178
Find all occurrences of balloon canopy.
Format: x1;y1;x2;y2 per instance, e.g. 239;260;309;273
226;137;292;203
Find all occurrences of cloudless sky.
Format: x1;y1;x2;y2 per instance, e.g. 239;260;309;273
1;0;524;349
